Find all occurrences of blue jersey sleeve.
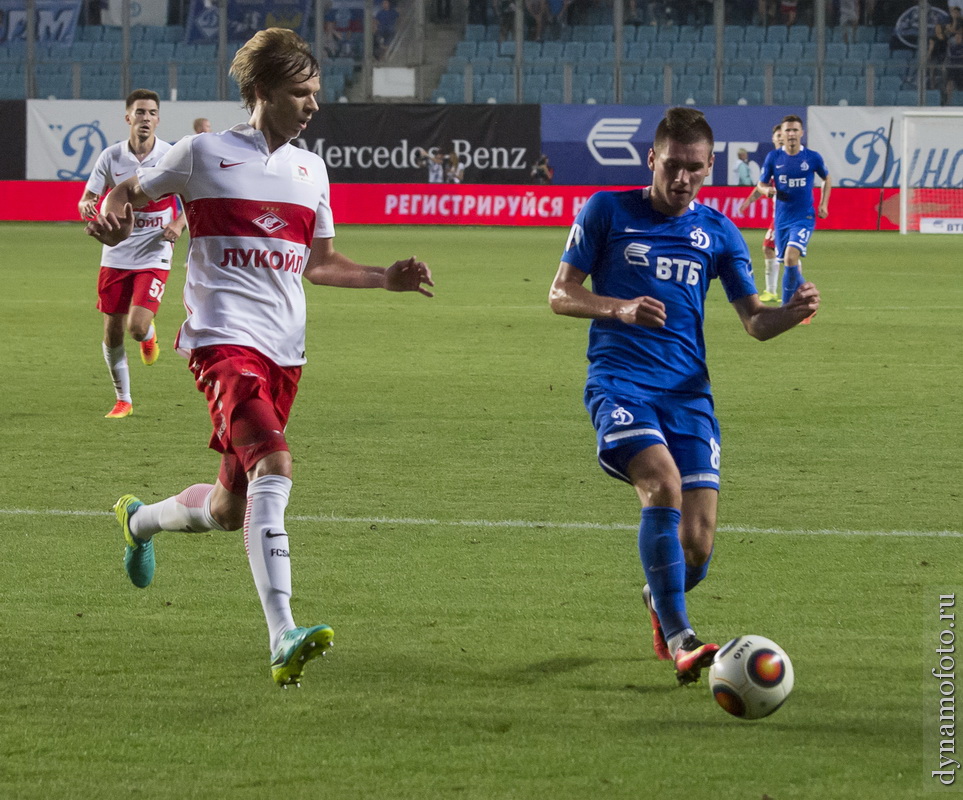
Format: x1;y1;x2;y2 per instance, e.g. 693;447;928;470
561;191;612;275
716;219;757;302
760;151;776;185
813;149;829;180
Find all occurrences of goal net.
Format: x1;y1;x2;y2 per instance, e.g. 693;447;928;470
900;109;963;234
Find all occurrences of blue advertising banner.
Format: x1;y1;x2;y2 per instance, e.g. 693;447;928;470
186;0;311;44
0;0;81;45
541;104;805;187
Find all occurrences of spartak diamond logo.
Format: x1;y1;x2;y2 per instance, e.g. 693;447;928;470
253;212;287;234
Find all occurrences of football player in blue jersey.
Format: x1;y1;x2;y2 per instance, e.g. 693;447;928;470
755;114;831;323
549;107;820;686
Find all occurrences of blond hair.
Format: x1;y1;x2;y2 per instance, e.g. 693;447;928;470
230;27;319;111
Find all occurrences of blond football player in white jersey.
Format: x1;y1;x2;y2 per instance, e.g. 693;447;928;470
85;29;434;688
79;89;187;419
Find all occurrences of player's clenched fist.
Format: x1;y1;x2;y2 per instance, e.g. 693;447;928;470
617;295;667;328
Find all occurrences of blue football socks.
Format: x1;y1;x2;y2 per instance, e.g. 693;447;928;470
685;547;713;591
782;265;804;304
638;506;690;641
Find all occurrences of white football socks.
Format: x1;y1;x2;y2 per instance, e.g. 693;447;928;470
137;323;156;343
102;342;131;402
765;258;780;296
668;628;695;658
129;483;222;541
244;474;296;652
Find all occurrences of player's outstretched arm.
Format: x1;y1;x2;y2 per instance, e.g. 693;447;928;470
303;238;433;296
818;174;832;219
549;261;666;327
738;182;774;215
78;190;101;221
84;176;152;247
732;282;820;341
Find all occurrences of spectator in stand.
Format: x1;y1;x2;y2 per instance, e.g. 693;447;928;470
733;148;760;186
322;19;344;59
948;4;962;37
756;0;776;25
780;0;798;26
928;22;949;94
495;0;515;41
445;152;464;183
436;0;452;22
543;0;572;40
374;0;399;59
469;0;489;25
945;26;963;104
840;0;859;43
531;154;554;184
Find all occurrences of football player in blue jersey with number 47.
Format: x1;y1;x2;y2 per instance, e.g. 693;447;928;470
754;114;831;324
549;107;820;687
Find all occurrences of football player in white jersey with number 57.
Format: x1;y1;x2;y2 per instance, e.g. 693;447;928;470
79;89;187;419
85;28;434;688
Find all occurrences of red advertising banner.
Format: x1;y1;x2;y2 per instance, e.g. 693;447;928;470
1;180;903;230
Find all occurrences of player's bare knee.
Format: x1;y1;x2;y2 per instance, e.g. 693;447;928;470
635;477;682;509
212;505;244;531
127;320;151;341
683;537;714;567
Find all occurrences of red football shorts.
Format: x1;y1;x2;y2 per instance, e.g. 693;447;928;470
188;345;302;495
96;266;169;315
763;225;776;252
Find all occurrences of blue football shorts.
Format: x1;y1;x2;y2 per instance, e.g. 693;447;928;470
775;221;813;261
584;376;721;491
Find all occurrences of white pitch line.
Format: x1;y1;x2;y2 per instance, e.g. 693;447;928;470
0;507;959;538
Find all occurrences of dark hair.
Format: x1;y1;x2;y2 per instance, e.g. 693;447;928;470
772;123;782;134
781;114;803;127
653;106;714;151
230;27;320;112
126;88;160;109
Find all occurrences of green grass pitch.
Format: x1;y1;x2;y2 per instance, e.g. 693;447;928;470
0;222;960;799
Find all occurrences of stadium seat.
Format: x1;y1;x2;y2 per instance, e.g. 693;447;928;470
742;26;766;44
825;42;847;62
633;26;658;43
562;42;585;60
495;86;516;103
723;25;744;43
787;25;811;43
454;40;475;59
869;42;891;62
676;26;699;44
584;41;606;61
847;43;870;61
765;25;789;43
780;42;803;61
570;25;593;42
476;41;498;59
541;41;562;59
592;25;614;42
464;24;485;41
649;41;672;59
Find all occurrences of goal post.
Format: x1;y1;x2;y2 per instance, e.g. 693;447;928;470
899;109;963;234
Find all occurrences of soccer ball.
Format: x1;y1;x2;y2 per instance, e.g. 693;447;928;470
708;635;794;720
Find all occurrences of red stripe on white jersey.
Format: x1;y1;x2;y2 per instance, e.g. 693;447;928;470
187;197;316;246
141;195;178;214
